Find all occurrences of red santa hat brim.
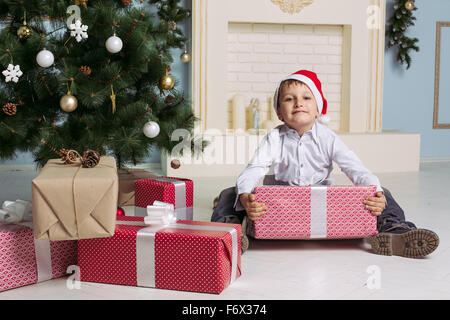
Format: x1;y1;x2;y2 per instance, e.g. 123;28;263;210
273;70;329;124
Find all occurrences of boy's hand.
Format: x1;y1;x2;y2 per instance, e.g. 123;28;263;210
239;193;267;221
363;191;386;217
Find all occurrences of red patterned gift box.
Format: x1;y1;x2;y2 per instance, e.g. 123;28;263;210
247;185;378;240
78;217;241;294
134;177;193;220
0;223;78;292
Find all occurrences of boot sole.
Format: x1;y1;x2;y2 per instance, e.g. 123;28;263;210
367;229;439;258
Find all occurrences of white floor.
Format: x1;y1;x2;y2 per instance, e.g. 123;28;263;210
1;161;450;300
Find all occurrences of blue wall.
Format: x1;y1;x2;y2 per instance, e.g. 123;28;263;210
383;0;450;158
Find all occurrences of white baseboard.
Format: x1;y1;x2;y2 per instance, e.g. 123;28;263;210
420;157;450;163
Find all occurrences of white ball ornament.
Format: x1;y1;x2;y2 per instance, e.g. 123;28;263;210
36;49;54;68
105;34;123;53
143;121;160;138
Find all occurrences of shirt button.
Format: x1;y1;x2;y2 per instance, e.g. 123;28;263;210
299;142;302;146
300;164;304;168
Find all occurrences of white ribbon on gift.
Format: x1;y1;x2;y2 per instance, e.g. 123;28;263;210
21;221;53;283
135;177;193;220
0;200;53;283
118;217;238;288
145;201;178;225
310;186;328;239
0;199;33;224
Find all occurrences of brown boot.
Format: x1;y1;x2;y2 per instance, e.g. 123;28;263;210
367;228;439;258
241;216;249;254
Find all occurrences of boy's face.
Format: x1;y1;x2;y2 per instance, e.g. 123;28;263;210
276;82;319;130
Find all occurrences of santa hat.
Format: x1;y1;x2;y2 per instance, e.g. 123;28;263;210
273;69;330;125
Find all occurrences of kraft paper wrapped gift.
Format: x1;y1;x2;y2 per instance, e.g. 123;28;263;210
0;222;77;292
78;216;241;294
247;185;378;240
134;177;193;220
31;156;118;241
118;169;156;206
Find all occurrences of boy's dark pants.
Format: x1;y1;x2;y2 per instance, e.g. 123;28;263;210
210;186;416;233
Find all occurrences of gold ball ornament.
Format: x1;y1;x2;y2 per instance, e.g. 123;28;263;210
159;71;175;90
60;94;78;112
180;50;191;63
17;24;32;39
405;0;415;10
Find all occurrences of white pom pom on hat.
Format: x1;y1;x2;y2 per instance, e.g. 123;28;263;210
273;69;330;125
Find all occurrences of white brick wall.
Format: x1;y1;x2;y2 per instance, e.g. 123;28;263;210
227;23;344;131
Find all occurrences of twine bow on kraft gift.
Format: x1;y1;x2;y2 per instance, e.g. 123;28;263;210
41;140;101;168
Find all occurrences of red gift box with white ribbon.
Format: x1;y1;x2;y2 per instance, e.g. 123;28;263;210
247;185;378;239
0;223;77;292
78;216;241;294
134;177;193;220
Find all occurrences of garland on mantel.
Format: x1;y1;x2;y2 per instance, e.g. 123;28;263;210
386;0;419;69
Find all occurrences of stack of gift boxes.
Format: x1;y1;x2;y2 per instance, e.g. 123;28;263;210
0;156;378;294
0;157;241;294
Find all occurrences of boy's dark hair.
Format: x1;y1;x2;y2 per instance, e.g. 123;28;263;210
276;79;307;109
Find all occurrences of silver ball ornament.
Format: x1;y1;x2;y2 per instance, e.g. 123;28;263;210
143;121;160;138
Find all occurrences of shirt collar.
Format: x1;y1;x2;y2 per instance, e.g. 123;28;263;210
279;122;319;144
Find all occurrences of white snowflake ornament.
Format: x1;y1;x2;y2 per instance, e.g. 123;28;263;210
2;64;23;83
69;19;88;42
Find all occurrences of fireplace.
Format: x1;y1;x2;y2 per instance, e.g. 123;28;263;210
160;0;421;177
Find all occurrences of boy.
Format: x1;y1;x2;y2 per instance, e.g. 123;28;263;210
211;69;439;258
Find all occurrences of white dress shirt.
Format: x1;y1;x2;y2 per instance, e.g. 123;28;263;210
235;122;382;210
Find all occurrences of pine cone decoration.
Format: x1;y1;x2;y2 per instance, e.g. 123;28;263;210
79;65;91;76
59;149;79;164
164;94;175;104
169;21;177;31
2;103;17;116
81;149;100;168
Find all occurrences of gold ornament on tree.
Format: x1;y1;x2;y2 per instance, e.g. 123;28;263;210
17;11;32;40
159;68;175;91
60;82;78;112
110;84;116;114
405;0;415;11
180;50;191;63
2;102;17;116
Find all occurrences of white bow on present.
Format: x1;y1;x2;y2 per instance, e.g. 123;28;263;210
0;199;32;224
145;201;178;225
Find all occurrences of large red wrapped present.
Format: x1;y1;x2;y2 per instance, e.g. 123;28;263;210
247;185;378;239
78;216;241;294
0;223;77;292
134;177;193;220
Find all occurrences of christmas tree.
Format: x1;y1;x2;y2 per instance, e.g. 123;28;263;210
0;0;201;168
